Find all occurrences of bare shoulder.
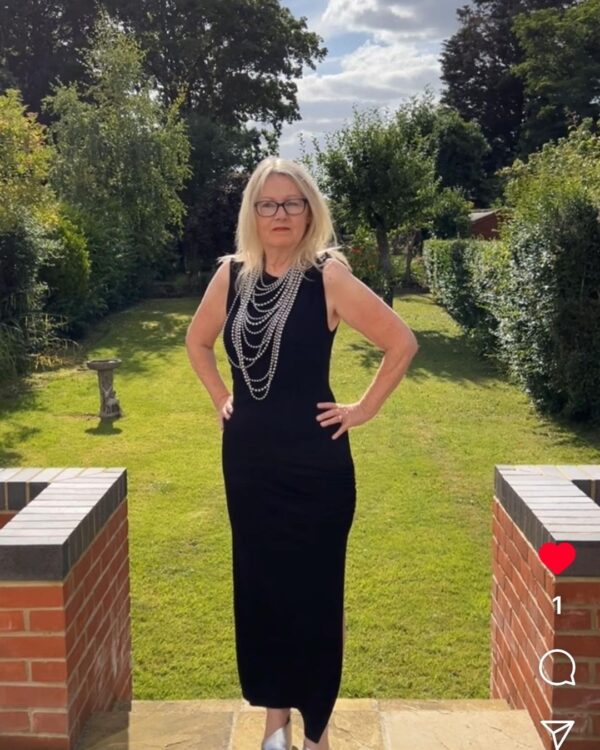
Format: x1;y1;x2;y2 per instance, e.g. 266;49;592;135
185;257;233;347
205;256;234;299
321;255;419;352
214;256;233;285
322;255;355;285
323;256;354;279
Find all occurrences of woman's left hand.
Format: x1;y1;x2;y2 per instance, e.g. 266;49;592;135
315;401;373;440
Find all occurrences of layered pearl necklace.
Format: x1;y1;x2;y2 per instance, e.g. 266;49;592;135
226;261;305;400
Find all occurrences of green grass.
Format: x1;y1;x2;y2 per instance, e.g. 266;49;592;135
1;291;598;701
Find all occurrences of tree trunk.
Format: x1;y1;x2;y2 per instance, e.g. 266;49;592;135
375;223;394;307
403;228;422;288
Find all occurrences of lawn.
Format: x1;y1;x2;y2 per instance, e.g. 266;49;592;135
1;291;598;701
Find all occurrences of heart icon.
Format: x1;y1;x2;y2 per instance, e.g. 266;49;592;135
538;542;576;574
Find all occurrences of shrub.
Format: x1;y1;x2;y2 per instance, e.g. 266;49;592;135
37;206;91;336
0;217;68;380
496;190;600;420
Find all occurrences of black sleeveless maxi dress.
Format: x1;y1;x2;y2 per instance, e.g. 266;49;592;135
221;252;356;744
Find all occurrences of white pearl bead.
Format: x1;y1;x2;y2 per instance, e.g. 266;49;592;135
225;263;306;400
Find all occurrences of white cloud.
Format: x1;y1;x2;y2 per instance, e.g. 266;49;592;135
273;0;469;159
318;0;463;40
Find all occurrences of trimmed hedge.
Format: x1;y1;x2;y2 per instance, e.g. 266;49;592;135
423;237;508;358
423;192;600;422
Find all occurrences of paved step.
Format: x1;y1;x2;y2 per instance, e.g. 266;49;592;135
74;698;544;750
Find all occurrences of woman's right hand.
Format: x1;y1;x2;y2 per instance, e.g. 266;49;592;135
216;393;234;430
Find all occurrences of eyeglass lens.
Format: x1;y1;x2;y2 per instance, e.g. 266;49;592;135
255;199;306;216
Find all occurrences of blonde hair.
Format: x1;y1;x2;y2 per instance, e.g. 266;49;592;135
217;156;351;290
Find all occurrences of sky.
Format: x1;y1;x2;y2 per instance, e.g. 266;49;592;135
264;0;472;160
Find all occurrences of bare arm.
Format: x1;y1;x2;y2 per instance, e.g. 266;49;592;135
185;259;232;413
324;259;419;418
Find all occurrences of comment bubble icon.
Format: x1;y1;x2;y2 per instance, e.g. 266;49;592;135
539;649;576;687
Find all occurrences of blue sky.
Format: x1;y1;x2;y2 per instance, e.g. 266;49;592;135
262;0;472;159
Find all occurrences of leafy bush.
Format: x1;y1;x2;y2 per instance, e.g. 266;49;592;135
425;202;600;424
423;238;508;357
423;121;600;422
0;217;68;379
495;191;600;420
0;88;54;234
344;224;403;298
429;186;473;239
37;206;91;335
43;10;191;316
345;225;378;282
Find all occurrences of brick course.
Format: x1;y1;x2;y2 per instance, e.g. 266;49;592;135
0;468;131;750
491;465;600;750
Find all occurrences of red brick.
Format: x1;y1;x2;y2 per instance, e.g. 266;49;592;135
511;565;529;604
0;710;29;732
31;660;68;683
0;736;70;750
29;609;67;632
555;633;600;658
555;609;594;631
553;661;590;684
513;528;532;562
498;545;514;583
0;635;66;659
553;685;600;710
0;585;64;609
0;660;27;681
0;683;68;708
554;581;600;605
0;610;25;631
504;575;522;612
32;710;69;734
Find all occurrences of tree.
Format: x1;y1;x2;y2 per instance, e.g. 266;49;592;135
513;0;600;153
0;89;54;233
103;0;327;146
440;0;578;181
42;10;191;309
499;117;600;222
303;103;439;306
398;89;491;205
101;0;329;271
1;1;328;274
434;108;492;206
0;0;100;122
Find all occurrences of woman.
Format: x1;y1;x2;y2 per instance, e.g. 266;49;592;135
185;157;419;750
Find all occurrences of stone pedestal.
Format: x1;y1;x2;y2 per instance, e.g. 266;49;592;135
86;360;122;419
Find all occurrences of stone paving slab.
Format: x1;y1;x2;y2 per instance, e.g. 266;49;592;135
382;708;544;750
73;698;543;750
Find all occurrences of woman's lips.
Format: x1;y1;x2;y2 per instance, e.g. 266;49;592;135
272;227;290;231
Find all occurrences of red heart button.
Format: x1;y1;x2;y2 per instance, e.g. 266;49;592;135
538;542;576;574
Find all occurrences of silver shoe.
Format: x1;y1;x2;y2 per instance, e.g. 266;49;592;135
261;713;292;750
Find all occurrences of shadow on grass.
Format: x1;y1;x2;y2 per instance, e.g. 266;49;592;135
0;297;195;421
84;418;124;436
1;292;599;455
348;290;502;385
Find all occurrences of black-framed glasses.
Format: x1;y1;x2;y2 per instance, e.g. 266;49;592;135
254;198;308;217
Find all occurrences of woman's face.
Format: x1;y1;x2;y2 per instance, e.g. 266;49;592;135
254;173;312;254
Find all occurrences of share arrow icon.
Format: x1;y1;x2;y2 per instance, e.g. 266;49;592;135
541;720;575;750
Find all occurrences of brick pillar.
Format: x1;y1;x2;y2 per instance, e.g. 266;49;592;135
0;468;132;750
491;465;600;750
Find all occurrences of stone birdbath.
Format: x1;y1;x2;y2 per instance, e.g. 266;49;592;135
86;358;123;419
